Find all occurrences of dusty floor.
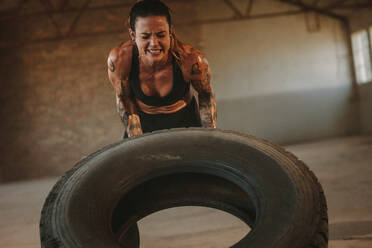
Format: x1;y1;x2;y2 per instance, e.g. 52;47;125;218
0;135;372;247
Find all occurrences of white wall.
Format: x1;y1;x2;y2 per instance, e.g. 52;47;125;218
193;0;357;144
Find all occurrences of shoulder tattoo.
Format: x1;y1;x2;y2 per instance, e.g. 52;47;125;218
109;58;116;72
191;62;202;75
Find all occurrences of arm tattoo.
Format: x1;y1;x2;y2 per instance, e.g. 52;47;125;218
191;59;217;128
116;94;128;128
109;58;116;72
108;53;142;137
199;92;217;128
116;93;143;137
191;62;202;75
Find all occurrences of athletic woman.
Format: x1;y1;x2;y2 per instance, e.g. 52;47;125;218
108;0;217;138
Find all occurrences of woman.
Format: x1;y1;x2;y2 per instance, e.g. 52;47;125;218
108;0;217;138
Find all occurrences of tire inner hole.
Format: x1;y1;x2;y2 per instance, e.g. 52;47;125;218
111;172;257;247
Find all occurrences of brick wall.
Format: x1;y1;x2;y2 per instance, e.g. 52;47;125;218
0;34;122;182
0;1;200;182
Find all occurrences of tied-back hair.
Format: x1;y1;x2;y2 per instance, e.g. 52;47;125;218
128;0;184;65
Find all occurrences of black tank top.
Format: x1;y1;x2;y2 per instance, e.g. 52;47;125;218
124;46;202;137
130;46;189;106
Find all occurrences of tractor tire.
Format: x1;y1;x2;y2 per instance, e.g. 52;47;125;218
39;128;328;248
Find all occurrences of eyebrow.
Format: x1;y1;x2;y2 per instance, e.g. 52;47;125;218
141;31;166;35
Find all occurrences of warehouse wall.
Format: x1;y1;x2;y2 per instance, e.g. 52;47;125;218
198;0;356;144
0;0;359;182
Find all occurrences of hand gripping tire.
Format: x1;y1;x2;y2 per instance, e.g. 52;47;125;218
39;128;328;248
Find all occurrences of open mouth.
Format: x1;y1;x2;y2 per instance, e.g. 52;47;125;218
147;49;163;55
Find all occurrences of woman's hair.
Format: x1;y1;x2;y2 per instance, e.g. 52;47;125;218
128;0;184;64
129;0;171;31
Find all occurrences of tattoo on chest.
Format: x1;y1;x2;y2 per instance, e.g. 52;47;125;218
109;58;116;72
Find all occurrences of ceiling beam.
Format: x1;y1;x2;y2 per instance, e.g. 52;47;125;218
44;0;55;10
59;0;70;11
1;0;28;17
245;0;254;16
16;0;28;11
182;9;304;25
278;0;346;21
331;3;372;9
223;0;244;18
0;0;194;20
311;0;321;7
0;9;305;48
66;0;91;37
40;0;62;37
324;0;349;10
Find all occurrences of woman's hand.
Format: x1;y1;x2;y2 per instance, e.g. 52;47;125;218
127;114;143;137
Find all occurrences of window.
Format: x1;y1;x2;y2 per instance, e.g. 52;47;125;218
351;27;372;84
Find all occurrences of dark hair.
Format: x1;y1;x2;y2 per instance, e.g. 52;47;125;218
129;0;172;31
128;0;184;64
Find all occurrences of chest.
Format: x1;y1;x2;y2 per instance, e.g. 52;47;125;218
139;65;174;97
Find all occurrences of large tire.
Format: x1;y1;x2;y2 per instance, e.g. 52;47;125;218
39;128;328;248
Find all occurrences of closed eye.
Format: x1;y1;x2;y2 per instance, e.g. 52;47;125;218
140;31;167;40
156;31;166;38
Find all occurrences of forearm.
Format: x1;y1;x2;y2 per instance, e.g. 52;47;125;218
198;91;217;128
116;94;143;137
116;94;128;127
188;51;216;128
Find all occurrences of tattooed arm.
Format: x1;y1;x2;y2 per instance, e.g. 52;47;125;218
189;52;217;128
115;94;128;129
107;44;143;137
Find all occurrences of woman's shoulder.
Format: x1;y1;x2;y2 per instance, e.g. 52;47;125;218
110;40;135;58
179;44;209;81
181;44;205;60
108;41;135;77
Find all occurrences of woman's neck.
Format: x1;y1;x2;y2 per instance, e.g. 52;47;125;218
139;52;172;71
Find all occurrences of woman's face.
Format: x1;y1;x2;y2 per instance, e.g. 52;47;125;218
130;16;171;66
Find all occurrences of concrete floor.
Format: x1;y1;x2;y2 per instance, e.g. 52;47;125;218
1;135;372;248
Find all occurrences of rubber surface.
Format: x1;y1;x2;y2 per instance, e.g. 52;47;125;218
39;128;328;248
